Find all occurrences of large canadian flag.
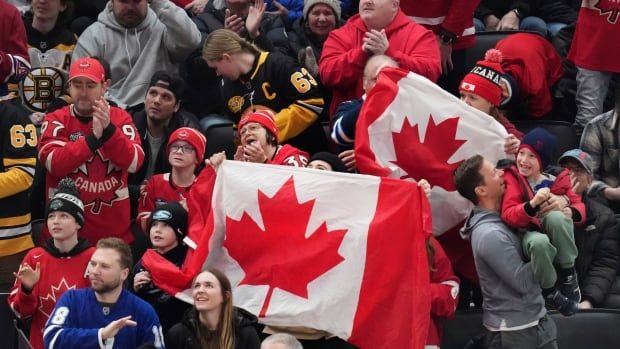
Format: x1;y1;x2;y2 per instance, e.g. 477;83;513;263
142;161;433;348
355;68;508;280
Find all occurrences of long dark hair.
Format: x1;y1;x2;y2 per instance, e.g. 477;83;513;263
193;269;235;349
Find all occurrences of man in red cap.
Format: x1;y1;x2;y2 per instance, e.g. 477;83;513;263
39;57;145;248
234;110;308;166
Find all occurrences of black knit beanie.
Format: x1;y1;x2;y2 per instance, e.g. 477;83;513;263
150;202;188;241
46;178;85;227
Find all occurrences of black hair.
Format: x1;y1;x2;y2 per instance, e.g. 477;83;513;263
454;155;485;205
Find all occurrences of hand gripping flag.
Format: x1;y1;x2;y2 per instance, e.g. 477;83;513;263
142;161;433;348
355;68;508;281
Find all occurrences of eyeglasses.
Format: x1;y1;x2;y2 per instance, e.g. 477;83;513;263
170;144;195;153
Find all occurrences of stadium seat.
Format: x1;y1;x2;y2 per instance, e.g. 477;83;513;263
442;309;620;349
200;115;236;159
0;293;17;349
30;219;45;247
512;119;579;164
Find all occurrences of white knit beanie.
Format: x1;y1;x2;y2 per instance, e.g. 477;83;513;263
303;0;341;21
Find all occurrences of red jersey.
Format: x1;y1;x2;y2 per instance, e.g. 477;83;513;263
137;172;194;232
38;105;144;244
8;240;94;349
568;0;620;73
400;0;479;50
269;144;309;166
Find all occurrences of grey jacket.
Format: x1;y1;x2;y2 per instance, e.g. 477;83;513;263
72;0;201;108
461;206;546;330
580;109;620;188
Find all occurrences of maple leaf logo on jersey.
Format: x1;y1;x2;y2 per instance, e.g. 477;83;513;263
74;150;125;214
224;176;347;317
390;115;466;191
39;278;76;318
595;0;620;23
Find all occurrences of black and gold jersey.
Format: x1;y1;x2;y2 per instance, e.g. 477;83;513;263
221;51;328;154
16;18;76;112
0;101;37;256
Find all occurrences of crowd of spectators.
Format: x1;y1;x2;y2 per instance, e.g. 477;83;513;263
1;0;619;348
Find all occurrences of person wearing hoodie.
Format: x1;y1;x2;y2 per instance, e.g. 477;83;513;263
455;155;558;349
72;0;201;111
318;0;441;116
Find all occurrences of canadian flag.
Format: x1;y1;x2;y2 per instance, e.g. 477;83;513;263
142;161;433;348
355;68;508;281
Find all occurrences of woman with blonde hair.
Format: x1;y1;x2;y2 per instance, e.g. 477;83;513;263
167;269;260;349
203;29;327;155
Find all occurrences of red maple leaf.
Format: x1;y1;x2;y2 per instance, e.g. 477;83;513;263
595;0;620;24
224;176;347;317
390;114;466;191
78;151;124;214
39;278;75;318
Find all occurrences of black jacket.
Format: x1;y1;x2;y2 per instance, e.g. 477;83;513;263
166;307;261;349
131;244;191;334
575;194;620;306
128;109;202;186
530;0;577;24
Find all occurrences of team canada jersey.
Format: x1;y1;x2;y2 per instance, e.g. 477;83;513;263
221;51;326;154
568;0;620;72
8;240;94;349
269;144;308;166
39;105;144;244
44;288;165;349
137;172;194;232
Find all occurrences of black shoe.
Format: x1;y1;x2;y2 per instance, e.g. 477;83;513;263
559;270;581;303
546;289;578;316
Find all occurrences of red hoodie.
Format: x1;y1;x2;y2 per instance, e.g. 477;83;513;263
319;10;441;116
501;165;586;229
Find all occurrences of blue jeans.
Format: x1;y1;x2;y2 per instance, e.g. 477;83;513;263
475;16;550;38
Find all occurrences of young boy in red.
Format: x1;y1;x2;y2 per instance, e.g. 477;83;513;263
501;128;585;316
137;127;206;232
8;178;94;349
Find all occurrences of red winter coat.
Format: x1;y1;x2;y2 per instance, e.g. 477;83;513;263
495;33;564;119
400;0;479;50
319;10;441;116
137;172;194;232
427;237;459;348
501;165;586;229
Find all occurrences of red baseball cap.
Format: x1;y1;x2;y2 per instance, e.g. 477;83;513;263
69;57;105;83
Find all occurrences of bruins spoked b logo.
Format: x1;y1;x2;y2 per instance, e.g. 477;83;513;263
21;67;66;112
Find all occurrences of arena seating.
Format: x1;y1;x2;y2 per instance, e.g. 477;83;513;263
0;293;17;349
201;115;236;159
442;309;620;349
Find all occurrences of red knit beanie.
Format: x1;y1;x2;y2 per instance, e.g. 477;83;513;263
167;127;207;163
459;49;505;107
238;110;278;142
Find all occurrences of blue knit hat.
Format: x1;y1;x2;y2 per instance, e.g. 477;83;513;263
519;128;557;169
